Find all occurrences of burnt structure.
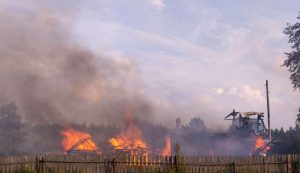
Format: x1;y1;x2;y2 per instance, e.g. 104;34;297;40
111;146;151;156
66;137;100;154
225;109;267;135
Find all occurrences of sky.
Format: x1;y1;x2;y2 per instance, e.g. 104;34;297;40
1;0;300;129
71;0;300;129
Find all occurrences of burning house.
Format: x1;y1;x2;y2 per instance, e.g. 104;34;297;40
170;107;271;156
106;110;171;157
108;121;152;156
61;128;100;154
223;109;274;156
57;110;171;157
66;137;100;154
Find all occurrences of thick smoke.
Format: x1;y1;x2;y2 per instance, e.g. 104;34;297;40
171;117;258;156
0;0;175;155
0;1;168;126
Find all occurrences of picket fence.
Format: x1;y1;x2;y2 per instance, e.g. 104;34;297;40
0;154;300;173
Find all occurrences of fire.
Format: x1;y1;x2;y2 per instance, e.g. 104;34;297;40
61;128;98;153
109;124;148;150
161;134;171;156
255;136;265;149
109;110;149;155
254;136;270;156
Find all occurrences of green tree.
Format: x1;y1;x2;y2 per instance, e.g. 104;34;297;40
0;102;25;156
284;14;300;90
296;108;300;127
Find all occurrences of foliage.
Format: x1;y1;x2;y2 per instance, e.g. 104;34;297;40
0;102;25;156
174;142;181;157
284;14;300;143
296;108;300;127
284;14;300;90
171;142;185;173
13;165;35;173
186;117;206;132
271;126;300;154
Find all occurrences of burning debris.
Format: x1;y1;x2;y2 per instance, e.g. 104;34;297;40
57;110;170;156
251;136;276;156
111;146;150;157
109;124;148;151
109;111;150;156
61;128;100;154
252;137;272;156
66;137;100;154
107;110;172;156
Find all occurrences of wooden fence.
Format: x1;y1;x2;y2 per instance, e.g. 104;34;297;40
1;154;300;173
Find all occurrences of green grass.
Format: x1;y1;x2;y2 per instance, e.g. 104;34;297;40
13;165;35;173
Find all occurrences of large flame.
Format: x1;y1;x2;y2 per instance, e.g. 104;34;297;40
161;134;171;156
109;124;148;149
61;128;98;152
109;110;149;155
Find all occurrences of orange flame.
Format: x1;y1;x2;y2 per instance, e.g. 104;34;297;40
61;128;98;152
255;136;265;150
109;110;148;154
161;134;171;156
254;136;270;155
109;124;148;150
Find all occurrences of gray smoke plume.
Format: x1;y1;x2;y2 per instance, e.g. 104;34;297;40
0;1;174;126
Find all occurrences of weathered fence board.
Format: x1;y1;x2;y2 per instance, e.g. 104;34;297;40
0;154;300;173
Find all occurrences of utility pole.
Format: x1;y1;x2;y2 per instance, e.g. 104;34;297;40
266;80;271;140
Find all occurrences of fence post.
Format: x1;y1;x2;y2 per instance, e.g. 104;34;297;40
112;157;115;173
39;156;45;173
104;158;109;173
290;155;298;173
228;162;235;173
34;155;40;173
291;160;298;173
174;156;178;173
263;156;265;173
287;154;290;173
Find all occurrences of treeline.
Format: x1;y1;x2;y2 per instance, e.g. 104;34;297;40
0;102;25;156
270;122;300;154
1;101;300;156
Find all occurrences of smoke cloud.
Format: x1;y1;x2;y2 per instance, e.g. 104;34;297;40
0;1;175;126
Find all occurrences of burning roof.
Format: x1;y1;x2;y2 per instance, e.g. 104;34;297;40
109;121;150;156
61;128;100;154
66;137;100;154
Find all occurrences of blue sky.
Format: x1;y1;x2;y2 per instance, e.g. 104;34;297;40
2;0;299;129
69;0;300;129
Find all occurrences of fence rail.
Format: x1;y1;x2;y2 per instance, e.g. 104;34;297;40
0;154;300;173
